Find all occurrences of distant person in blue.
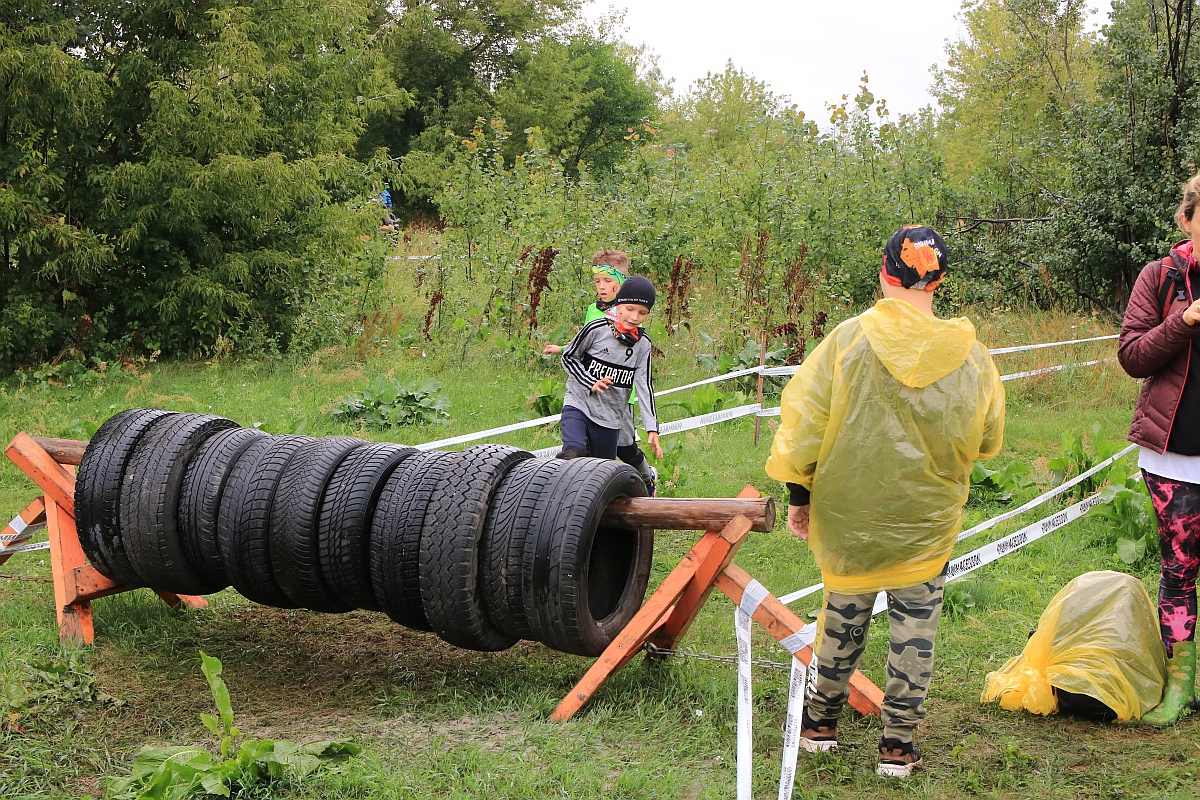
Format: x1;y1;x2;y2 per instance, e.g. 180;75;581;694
379;188;397;231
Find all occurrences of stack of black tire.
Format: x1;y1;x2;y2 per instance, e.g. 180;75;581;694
74;409;654;656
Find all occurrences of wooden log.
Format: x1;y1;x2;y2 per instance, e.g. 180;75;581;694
601;496;775;532
7;433;76;513
32;436;86;466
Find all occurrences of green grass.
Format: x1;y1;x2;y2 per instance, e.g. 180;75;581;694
2;303;1198;799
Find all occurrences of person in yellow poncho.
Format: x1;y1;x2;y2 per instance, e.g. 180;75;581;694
766;225;1005;779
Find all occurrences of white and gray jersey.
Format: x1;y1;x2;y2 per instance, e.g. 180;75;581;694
561;319;658;433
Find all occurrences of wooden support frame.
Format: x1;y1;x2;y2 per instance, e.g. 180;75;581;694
551;485;885;722
3;433;206;644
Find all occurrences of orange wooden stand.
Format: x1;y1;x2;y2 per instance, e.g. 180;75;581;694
2;432;207;644
551;485;885;721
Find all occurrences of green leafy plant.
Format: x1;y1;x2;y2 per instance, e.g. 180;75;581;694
663;384;747;417
2;652;122;733
650;437;687;496
333;376;451;426
107;652;358;799
1046;424;1122;499
526;377;565;417
943;576;994;618
969;461;1033;503
697;338;791;394
1093;467;1157;566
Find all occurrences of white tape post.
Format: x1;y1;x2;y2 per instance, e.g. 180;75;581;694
738;579;770;617
735;608;754;800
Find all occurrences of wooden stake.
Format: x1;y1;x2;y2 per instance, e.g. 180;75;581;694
753;331;767;445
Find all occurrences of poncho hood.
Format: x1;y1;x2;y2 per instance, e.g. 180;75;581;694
859;298;978;388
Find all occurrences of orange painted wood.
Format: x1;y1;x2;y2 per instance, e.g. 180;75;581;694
651;485;762;651
154;590;209;610
548;520;740;722
69;565;130;602
716;564;884;716
6;433;76;514
0;496;48;568
46;495;94;644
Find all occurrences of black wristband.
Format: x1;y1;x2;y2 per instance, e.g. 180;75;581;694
786;482;810;507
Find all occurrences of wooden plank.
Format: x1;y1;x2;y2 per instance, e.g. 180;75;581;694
549;526;727;722
601;495;775;533
46;495;94;644
6;433;76;514
155;591;209;610
31;436;86;466
0;496;48;568
69;565;129;603
716;564;884;717
650;486;762;651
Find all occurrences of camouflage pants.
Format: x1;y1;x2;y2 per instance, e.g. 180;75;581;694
807;569;946;743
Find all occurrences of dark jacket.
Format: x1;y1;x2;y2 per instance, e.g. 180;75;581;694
1119;240;1200;453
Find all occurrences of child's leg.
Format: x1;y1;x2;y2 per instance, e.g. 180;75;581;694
616;405;653;481
584;415;620;460
558;406;591;459
806;590;877;726
880;570;946;744
1144;471;1200;654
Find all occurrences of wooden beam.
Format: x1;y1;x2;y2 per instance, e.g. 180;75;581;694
601;495;775;532
32;436;86;466
716;564;884;717
6;433;76;514
46;493;94;644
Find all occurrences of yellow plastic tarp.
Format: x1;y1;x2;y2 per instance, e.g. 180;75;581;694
766;298;1005;593
982;570;1167;722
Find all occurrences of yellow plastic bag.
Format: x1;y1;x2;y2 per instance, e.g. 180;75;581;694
766;298;1005;593
982;571;1167;722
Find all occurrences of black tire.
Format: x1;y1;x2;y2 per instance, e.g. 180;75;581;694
120;413;240;595
369;450;458;631
75;408;176;585
269;437;367;612
419;444;533;651
217;435;313;607
480;458;572;639
178;427;269;587
317;442;417;611
523;457;653;656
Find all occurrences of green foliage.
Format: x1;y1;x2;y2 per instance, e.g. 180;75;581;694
970;461;1033;503
333;376;452;427
1;0;407;372
2;652;123;732
1046;424;1122;499
525;377;565;417
1093;465;1158;566
649;436;686;496
697;338;790;394
107;652;359;799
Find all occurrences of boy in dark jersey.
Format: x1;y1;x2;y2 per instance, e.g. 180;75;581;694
559;275;664;469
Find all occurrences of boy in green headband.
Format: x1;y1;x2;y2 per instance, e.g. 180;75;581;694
542;249;657;494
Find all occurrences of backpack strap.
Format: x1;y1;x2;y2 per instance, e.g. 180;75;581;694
1156;252;1189;320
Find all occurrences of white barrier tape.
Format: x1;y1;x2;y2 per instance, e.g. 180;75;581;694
1000;359;1113;382
955;443;1136;543
946;485;1112;582
658;403;761;436
760;365;800;378
531;445;560;459
777;657;808;800
779;443;1137;605
739;579;770;617
778;627;816;655
6;514;28;537
416;413;563;451
758;407;781;418
654;366;765;397
735;608;754;800
0;541;49;554
988;334;1117;355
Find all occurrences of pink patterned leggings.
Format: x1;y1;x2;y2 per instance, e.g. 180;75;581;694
1143;471;1200;657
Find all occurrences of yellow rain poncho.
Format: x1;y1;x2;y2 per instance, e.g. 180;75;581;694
766;298;1005;593
981;571;1167;722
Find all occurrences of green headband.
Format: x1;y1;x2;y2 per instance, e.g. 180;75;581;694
592;263;628;284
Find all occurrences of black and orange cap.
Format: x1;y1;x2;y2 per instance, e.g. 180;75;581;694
881;225;948;292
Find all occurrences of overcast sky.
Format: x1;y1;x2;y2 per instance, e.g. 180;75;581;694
583;1;1113;119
